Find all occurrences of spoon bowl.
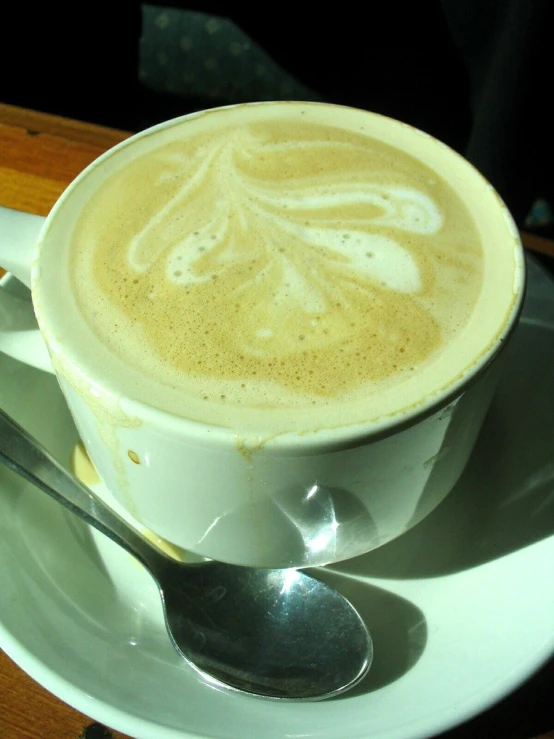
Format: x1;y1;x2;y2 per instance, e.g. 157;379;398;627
0;408;372;700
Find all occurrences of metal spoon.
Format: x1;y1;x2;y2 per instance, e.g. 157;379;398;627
0;408;372;700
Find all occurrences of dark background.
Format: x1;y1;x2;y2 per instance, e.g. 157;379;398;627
1;0;553;231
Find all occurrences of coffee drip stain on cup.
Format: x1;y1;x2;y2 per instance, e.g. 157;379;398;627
71;441;188;562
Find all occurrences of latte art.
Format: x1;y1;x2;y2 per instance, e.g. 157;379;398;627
124;127;445;371
69;104;484;432
128;131;443;294
152;185;436;294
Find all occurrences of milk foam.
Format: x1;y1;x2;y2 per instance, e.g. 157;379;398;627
66;103;487;434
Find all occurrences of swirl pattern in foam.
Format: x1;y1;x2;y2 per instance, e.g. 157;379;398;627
68;104;484;434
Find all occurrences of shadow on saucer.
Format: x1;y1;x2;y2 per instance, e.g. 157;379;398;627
329;321;554;580
310;568;427;696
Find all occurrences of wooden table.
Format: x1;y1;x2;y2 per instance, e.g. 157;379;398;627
1;102;553;739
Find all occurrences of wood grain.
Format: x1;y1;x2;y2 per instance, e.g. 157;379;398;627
0;104;129;218
0;103;130;151
0;650;129;739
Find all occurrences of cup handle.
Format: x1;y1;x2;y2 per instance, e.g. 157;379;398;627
0;206;53;372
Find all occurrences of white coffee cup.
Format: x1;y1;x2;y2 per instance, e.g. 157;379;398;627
0;102;525;568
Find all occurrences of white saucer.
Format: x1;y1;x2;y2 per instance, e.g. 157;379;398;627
1;256;554;739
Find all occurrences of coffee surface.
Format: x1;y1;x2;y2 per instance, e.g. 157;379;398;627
69;104;484;432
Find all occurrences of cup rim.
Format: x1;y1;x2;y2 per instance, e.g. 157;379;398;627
31;101;527;450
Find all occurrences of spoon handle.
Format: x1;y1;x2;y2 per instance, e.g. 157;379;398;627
0;407;165;572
